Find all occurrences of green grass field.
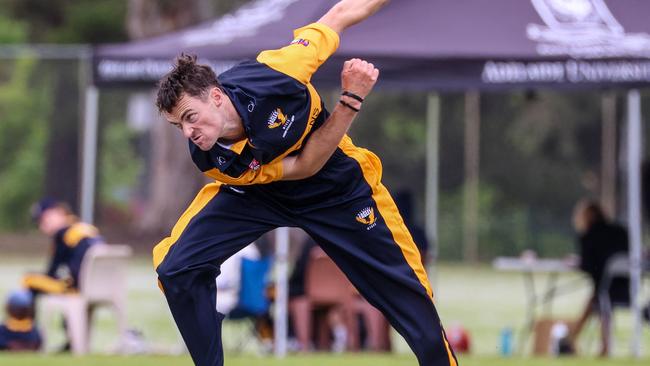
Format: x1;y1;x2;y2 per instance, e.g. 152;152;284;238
1;256;649;365
1;354;650;366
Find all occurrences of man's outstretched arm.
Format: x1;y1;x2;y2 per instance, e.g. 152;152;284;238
318;0;390;34
281;58;379;180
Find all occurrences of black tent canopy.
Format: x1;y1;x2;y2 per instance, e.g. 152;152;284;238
94;0;650;90
85;0;650;356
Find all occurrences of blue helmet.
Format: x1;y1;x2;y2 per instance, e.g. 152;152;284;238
7;289;34;309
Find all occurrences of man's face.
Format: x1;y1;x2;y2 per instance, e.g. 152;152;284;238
164;88;225;151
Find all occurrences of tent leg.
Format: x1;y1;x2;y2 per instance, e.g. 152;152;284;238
80;85;99;223
601;92;617;216
273;227;290;358
626;89;643;358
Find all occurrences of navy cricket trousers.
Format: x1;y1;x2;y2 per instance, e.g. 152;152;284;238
153;148;457;366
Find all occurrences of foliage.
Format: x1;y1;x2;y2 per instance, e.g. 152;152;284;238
0;14;27;43
349;92;428;220
434;91;606;260
3;0;127;43
0;58;50;229
438;184;532;261
99;120;143;212
50;1;128;43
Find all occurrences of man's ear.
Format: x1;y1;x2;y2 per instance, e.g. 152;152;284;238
210;87;223;106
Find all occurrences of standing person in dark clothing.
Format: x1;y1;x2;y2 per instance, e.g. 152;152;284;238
569;200;629;356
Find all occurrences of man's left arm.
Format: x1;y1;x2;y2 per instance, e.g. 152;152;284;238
201;58;378;184
281;58;378;180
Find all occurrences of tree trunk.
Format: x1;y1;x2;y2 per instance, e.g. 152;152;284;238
45;60;80;210
126;0;223;236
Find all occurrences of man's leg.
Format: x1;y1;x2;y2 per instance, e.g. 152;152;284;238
298;185;458;366
154;183;288;366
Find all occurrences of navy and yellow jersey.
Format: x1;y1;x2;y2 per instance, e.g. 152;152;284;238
0;318;42;351
46;222;103;288
190;22;339;185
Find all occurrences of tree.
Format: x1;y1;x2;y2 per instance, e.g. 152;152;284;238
0;58;50;229
127;0;249;236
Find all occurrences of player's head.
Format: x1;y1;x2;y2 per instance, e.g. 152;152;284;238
156;54;234;151
31;198;74;236
572;199;606;233
5;289;35;320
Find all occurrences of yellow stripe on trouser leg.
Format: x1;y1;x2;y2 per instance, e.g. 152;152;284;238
442;331;458;366
339;136;433;299
340;135;458;365
22;274;69;294
152;182;222;271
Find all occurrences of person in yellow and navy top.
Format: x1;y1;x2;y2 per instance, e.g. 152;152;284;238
22;199;104;295
0;290;42;351
153;1;457;365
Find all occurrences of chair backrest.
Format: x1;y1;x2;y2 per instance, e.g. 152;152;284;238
78;244;132;302
237;257;272;315
305;248;353;305
603;254;630;278
598;253;630;311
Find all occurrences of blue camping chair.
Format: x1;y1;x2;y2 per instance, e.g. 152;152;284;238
225;256;273;353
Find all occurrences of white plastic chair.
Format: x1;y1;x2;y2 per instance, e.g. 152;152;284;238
597;253;631;356
41;244;132;354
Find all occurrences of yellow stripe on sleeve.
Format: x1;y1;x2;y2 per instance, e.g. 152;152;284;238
256;22;339;85
203;159;284;185
63;223;99;248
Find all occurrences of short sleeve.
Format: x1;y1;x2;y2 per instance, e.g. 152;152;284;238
256;23;340;85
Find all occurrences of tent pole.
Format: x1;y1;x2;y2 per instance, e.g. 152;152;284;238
273;227;290;358
425;93;440;272
463;91;480;262
626;89;642;358
80;85;99;223
601;92;617;217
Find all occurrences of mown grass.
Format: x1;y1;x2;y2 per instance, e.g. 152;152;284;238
1;354;649;366
1;256;649;365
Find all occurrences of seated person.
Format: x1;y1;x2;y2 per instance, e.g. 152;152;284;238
219;242;273;350
0;290;42;351
289;236;390;353
21;199;105;351
288;238;347;352
22;199;105;295
216;243;261;315
568;199;629;357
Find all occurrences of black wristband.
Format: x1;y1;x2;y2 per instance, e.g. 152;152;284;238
339;100;360;112
341;90;364;103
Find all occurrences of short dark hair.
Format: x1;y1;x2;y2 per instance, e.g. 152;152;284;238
31;198;73;222
156;54;221;113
